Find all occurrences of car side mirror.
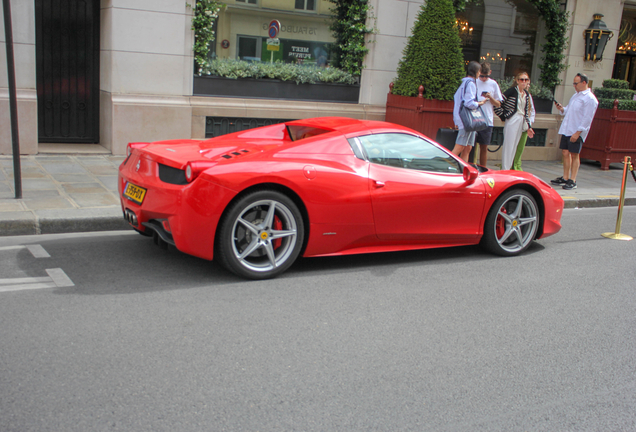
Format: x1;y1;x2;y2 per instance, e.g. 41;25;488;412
463;165;479;185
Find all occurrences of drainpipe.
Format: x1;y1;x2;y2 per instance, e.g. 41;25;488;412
2;0;22;199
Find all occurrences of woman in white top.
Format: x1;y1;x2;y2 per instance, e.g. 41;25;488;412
500;72;535;170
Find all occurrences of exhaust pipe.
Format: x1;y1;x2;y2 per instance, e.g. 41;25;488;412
124;209;138;226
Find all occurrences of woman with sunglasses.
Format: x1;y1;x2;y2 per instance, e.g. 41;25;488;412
499;72;535;170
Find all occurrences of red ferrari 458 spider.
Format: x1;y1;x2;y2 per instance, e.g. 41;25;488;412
119;117;563;279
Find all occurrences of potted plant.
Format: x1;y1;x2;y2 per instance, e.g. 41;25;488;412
193;58;361;103
385;0;464;138
583;79;636;169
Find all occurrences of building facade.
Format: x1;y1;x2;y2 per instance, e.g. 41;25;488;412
0;0;633;157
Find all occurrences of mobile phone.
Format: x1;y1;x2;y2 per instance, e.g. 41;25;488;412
481;91;488;96
552;97;559;105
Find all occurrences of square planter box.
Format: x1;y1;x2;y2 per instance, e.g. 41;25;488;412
385;90;454;139
193;75;360;104
533;97;553;114
582;100;636;170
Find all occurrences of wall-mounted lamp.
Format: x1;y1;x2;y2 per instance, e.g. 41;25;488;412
584;14;614;61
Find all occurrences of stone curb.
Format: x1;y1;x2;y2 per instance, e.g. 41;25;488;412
562;197;636;209
0;208;130;236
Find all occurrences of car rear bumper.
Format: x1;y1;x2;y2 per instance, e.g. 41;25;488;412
118;153;236;260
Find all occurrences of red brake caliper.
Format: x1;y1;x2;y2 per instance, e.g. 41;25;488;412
273;215;282;249
496;207;507;239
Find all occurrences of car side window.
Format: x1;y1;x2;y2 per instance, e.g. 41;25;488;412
355;133;462;174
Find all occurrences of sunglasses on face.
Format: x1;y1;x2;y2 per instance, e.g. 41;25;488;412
518;78;530;82
573;81;582;85
479;75;489;78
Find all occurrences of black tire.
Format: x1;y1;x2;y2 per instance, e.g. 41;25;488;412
481;189;539;256
216;190;304;279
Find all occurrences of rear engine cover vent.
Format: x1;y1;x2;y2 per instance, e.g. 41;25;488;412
221;149;250;160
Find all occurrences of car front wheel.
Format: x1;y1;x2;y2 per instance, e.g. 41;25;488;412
482;189;539;256
216;190;304;279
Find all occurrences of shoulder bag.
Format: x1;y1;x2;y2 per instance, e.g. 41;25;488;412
459;79;488;132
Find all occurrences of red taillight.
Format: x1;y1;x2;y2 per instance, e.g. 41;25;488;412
185;161;216;183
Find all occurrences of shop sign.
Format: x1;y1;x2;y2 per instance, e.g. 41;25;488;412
289;45;312;60
267;38;280;51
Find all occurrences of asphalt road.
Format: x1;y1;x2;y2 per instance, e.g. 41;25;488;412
1;207;635;431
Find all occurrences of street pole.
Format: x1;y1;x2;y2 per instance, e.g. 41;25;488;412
2;0;22;198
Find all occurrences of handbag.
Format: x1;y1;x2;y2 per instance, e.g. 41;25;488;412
459;79;488;132
435;127;459;152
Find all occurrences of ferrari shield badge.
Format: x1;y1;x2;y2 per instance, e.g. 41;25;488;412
487;178;495;189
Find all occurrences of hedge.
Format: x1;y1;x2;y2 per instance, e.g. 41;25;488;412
200;58;358;85
601;79;630;90
593;88;636;101
598;99;636;110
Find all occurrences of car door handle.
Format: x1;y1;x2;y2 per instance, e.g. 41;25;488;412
373;180;385;188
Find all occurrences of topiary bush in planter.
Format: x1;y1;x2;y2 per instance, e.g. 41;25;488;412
601;79;630;89
390;0;464;99
593;79;636;110
385;0;464;138
584;79;636;169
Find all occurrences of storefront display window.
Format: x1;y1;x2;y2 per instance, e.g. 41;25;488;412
211;0;334;65
614;7;636;89
236;35;333;65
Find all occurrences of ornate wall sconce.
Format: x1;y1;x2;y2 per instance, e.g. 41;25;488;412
584;14;614;61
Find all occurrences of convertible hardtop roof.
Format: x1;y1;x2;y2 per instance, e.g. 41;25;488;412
285;117;396;133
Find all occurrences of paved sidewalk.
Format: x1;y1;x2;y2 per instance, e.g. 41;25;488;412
1;154;635;236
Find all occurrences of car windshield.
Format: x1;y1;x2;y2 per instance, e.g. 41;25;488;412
353;133;462;174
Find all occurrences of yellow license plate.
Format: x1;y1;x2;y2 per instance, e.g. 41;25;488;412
124;182;147;204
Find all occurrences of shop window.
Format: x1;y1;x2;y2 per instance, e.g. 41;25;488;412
613;8;636;89
237;35;332;65
238;36;261;61
295;0;315;11
236;0;257;4
505;54;532;78
510;4;538;36
457;0;544;82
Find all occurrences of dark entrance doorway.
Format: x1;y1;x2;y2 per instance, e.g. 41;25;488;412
35;0;100;143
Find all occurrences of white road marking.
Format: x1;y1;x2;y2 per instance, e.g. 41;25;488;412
0;268;75;293
0;276;50;285
0;245;25;251
0;244;50;258
0;282;58;292
46;268;75;288
26;244;50;258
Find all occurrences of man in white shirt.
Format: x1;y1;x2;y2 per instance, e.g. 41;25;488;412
475;63;503;167
551;73;599;190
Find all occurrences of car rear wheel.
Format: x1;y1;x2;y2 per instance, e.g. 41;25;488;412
216;190;304;279
482;189;539;256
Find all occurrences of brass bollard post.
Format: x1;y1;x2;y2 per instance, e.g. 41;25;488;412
602;156;633;241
